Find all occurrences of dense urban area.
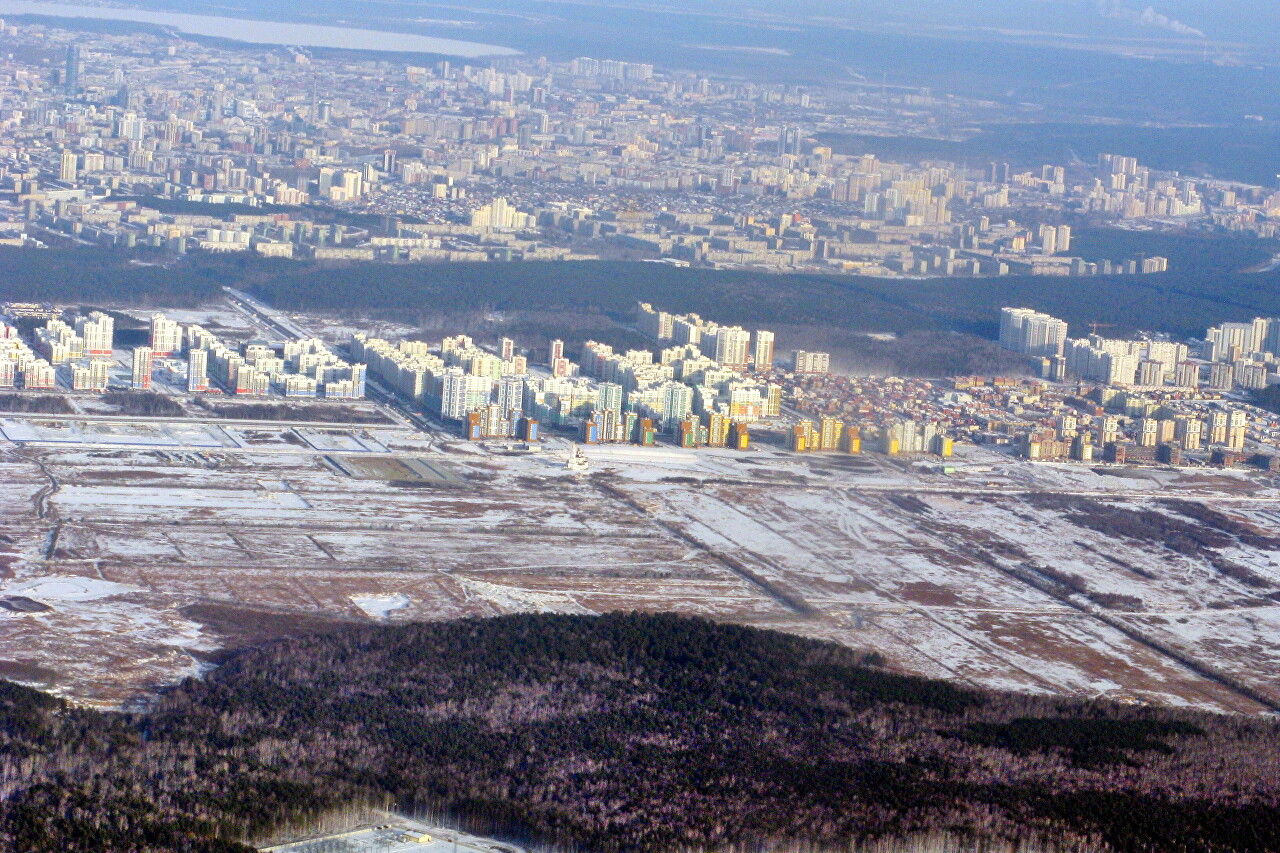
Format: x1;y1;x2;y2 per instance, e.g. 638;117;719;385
0;16;1273;277
2;4;1280;853
8;292;1280;472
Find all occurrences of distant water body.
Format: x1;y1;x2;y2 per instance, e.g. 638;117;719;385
0;0;519;56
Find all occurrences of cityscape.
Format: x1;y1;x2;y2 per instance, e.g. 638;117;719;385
0;21;1267;277
1;1;1280;852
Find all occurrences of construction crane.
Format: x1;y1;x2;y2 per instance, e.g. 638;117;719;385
1088;322;1116;336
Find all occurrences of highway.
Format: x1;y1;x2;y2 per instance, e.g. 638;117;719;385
222;287;444;438
0;410;406;430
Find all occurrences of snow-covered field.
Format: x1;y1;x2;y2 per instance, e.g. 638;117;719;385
0;418;235;447
4;417;1280;713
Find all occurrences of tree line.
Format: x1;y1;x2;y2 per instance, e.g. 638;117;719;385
1;613;1280;852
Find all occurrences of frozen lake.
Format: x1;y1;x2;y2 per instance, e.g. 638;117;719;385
0;0;519;56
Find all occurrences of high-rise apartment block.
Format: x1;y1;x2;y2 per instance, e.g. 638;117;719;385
150;313;183;356
187;348;208;392
71;360;109;391
131;346;153;389
468;197;533;230
75;312;114;356
59;149;77;184
441;369;494;419
791;350;831;374
999;307;1068;357
637;303;675;340
753;330;775;369
706;326;750;370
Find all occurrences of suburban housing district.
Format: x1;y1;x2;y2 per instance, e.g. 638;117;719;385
5;296;1280;470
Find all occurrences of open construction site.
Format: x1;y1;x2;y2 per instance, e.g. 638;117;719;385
3;402;1280;714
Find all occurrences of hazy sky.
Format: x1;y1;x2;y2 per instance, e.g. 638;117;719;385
572;0;1278;45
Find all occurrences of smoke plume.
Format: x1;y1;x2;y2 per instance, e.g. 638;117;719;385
1097;1;1206;37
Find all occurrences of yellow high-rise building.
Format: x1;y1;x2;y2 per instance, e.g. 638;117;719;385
841;425;861;454
789;420;817;452
705;411;730;447
818;417;843;451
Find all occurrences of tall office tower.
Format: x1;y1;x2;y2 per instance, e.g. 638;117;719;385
64;45;81;96
149;313;183;356
998;307;1068;357
548;339;565;365
500;337;515;362
76;311;114;355
318;166;336;198
777;125;801;157
131;346;153;390
382;149;396;173
59;149;77;183
753;330;775;370
187;348;208;392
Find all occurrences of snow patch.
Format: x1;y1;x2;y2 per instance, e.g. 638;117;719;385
350;592;411;619
6;576;141;603
457;577;594;615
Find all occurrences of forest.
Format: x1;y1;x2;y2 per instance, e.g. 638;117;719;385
0;247;221;307
2;231;1276;340
0;230;1276;376
232;229;1280;341
2;612;1280;853
0;393;72;414
192;399;393;423
101;391;187;417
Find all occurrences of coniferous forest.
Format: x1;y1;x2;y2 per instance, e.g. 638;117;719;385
3;612;1280;853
